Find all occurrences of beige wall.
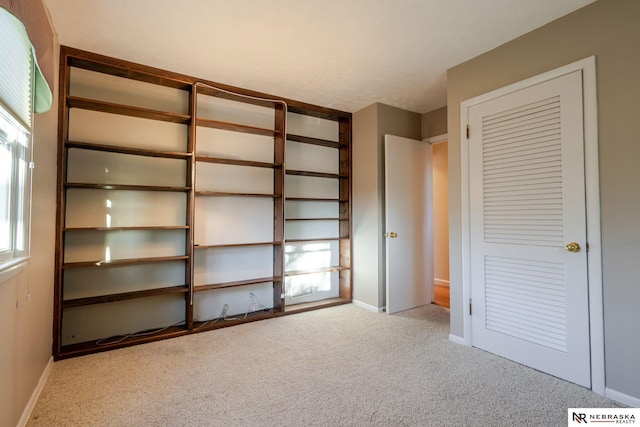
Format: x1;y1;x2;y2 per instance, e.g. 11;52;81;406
421;106;447;140
352;103;421;309
0;42;58;425
353;103;380;308
447;0;640;400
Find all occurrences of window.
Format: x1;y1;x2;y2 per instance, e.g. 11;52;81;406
0;104;31;264
0;7;51;269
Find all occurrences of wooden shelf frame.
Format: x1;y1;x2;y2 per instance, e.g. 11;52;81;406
54;47;197;359
193;81;288;315
54;46;352;360
282;115;352;306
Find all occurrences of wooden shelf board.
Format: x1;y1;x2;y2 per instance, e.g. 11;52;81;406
194;241;281;249
62;255;189;269
195;156;280;169
62;286;187;308
287;105;350;121
67;96;191;124
285;170;347;179
66;51;193;90
285;197;346;202
285;266;350;276
65;226;189;232
284;297;351;314
194;276;281;292
195;191;280;198
57;326;187;360
196;118;279;137
66;140;191;159
286;133;344;149
285;238;349;244
65;183;190;192
285;218;347;222
196;84;284;109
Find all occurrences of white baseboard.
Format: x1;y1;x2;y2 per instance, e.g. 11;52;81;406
352;300;384;313
434;278;450;287
17;356;53;427
448;334;466;345
605;387;640;407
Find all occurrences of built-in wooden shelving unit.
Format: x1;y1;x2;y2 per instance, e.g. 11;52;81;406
54;46;351;359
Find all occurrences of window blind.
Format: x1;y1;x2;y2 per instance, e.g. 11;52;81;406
0;7;52;130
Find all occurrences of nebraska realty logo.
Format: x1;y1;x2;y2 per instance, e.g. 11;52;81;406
569;408;639;424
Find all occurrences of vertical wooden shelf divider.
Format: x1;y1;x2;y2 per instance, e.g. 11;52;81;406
273;103;287;313
339;117;353;302
185;83;197;330
53;48;71;358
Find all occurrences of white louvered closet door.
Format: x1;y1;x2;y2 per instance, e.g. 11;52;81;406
468;70;591;388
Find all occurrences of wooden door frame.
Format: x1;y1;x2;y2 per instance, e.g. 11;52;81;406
459;56;604;395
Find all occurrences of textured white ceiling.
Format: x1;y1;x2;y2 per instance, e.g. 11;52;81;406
43;0;596;114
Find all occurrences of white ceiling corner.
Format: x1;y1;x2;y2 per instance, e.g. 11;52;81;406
43;0;596;114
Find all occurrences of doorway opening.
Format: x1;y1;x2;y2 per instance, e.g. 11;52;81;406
427;135;449;309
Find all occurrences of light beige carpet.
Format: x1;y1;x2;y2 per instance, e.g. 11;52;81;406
29;304;622;426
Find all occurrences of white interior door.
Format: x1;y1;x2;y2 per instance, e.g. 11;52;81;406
468;70;591;387
384;135;432;314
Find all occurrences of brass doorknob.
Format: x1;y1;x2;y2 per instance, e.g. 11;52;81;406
566;242;581;253
388;232;398;238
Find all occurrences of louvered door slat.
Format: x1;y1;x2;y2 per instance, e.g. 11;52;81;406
484;255;567;351
483;97;561;126
483;129;561;151
482;94;563;246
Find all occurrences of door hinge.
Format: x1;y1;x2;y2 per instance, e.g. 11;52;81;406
586;242;590;252
466;125;470;139
29;161;35;169
469;299;472;316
